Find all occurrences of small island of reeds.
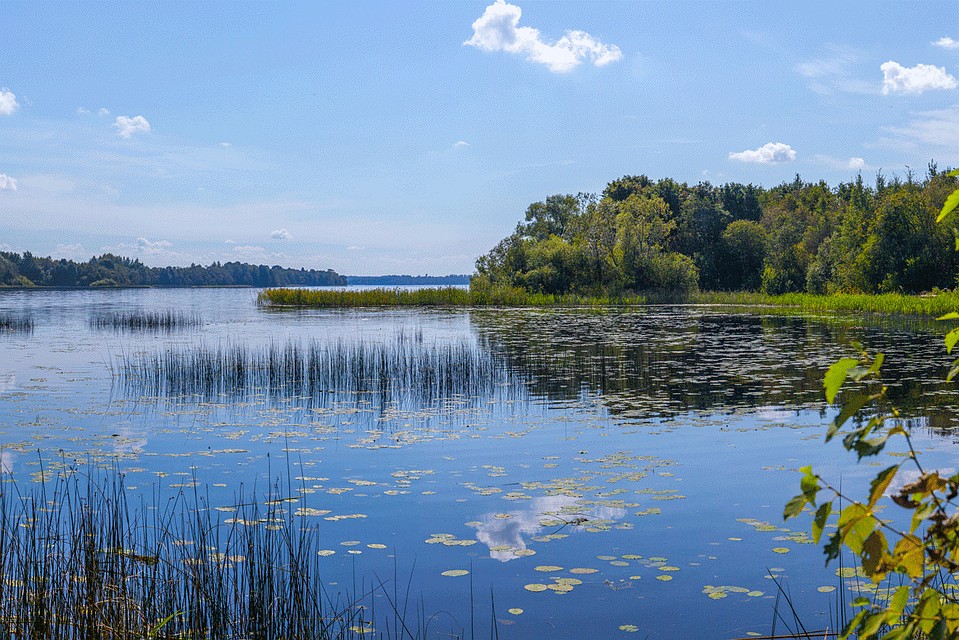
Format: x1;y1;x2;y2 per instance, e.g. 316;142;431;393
258;286;646;308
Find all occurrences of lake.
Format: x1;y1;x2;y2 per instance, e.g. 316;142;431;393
1;287;957;639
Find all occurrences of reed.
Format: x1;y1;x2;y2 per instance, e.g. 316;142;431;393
257;287;646;308
114;334;514;407
0;461;499;640
692;290;959;317
0;314;33;334
0;464;366;639
90;310;201;333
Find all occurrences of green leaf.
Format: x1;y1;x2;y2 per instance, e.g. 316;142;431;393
938;188;959;223
832;392;872;433
784;494;806;519
838;503;877;554
888;585;910;617
812;502;831;544
938;312;959;321
800;465;819;502
866;352;884;376
824;358;860;404
868;465;899;507
946;327;959;354
949;357;959;382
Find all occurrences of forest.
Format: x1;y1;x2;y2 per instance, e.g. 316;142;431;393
0;251;346;288
474;163;959;298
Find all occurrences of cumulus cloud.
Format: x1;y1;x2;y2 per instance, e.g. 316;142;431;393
270;228;292;240
134;237;172;253
934;37;959;50
728;142;796;164
881;61;957;95
0;174;17;190
114;115;151;138
848;157;866;170
0;88;18;116
464;0;622;73
98;108;110;117
76;106;91;115
453;140;470;148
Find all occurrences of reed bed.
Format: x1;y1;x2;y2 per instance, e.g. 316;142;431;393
114;336;513;407
0;314;33;334
90;311;201;333
0;466;375;639
693;290;959;317
258;286;646;308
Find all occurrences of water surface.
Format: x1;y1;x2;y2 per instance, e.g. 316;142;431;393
2;288;958;638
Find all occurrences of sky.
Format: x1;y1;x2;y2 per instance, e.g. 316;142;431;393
1;1;958;276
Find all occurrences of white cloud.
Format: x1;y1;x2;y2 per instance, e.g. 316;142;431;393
220;141;231;148
934;37;959;50
98;108;110;117
0;174;17;190
881;61;957;95
76;107;91;115
270;228;292;240
134;237;172;253
812;155;871;171
729;142;796;164
794;46;876;95
453;140;470;148
114;115;151;138
0;89;18;116
464;0;622;73
886;104;959;148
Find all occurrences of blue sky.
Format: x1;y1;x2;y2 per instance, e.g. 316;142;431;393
1;1;957;275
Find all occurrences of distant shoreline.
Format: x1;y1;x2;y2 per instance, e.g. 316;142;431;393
345;274;471;286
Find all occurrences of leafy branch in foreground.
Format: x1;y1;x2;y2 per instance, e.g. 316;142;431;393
784;172;959;640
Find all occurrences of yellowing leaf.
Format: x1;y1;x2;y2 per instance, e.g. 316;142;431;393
893;534;924;579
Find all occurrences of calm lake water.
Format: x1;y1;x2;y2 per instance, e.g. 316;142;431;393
2;287;959;639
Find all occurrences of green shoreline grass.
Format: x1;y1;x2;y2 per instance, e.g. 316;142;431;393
259;286;959;317
258;286;647;308
692;290;959;317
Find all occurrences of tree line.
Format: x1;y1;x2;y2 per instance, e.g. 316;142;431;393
0;251;346;288
474;163;959;298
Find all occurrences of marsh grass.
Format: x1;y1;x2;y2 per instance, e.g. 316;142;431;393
258;287;646;308
693;290;959;317
114;334;513;407
0;314;33;334
0;461;497;640
0;464;367;639
90;311;201;333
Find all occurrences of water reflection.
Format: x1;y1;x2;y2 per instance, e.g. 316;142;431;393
470;495;628;562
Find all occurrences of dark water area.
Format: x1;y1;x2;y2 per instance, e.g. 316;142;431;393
1;288;958;638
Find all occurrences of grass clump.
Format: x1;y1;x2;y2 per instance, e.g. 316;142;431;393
0;464;369;639
693;290;959;317
90;310;201;333
114;335;513;407
258;286;646;308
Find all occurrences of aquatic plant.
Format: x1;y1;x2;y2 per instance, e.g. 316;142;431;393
114;335;515;409
90;310;201;333
0;464;363;639
695;290;959;318
257;286;646;308
0;314;33;334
